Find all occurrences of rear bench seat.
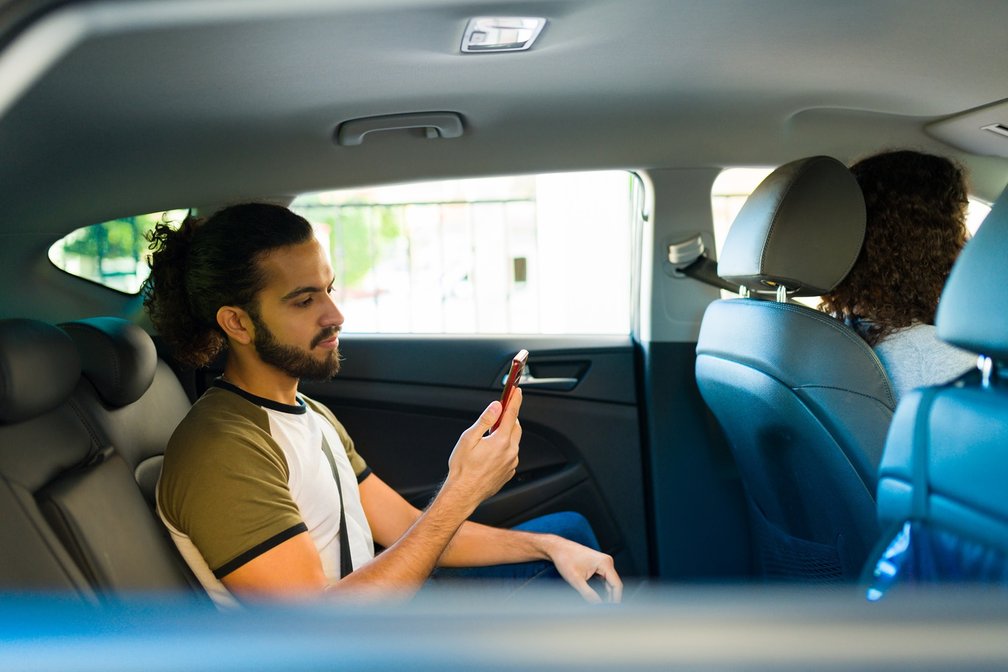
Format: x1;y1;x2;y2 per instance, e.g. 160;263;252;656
0;319;98;600
61;317;192;509
0;317;204;601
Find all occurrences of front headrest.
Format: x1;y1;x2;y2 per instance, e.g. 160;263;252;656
0;319;81;423
718;156;866;296
936;184;1008;361
61;317;157;407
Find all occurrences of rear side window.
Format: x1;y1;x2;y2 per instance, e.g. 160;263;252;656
48;171;639;336
290;171;640;335
48;210;187;294
710;167;774;260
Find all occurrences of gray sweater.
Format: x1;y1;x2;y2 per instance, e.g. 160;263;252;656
873;323;977;404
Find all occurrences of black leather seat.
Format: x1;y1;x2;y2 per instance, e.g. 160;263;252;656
59;316;202;595
61;317;192;506
0;317;200;599
0;319;97;598
696;156;896;582
866;185;1008;597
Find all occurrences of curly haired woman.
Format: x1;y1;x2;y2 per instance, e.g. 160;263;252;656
820;149;977;402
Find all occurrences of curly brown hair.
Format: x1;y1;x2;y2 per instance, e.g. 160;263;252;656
819;150;969;347
142;203;314;369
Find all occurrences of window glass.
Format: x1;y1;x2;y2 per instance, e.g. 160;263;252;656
48;210;188;294
710;167;774;260
710;168;775;300
966;198;990;235
291;171;637;335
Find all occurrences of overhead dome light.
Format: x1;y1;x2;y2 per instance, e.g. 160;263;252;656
461;17;546;53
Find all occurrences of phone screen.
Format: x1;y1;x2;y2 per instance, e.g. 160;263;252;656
492;349;528;432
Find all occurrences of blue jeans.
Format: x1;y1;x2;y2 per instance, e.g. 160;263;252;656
431;511;601;584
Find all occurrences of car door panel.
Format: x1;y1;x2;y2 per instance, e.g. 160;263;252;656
299;335;647;575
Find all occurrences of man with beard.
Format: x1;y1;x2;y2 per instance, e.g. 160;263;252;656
144;203;621;607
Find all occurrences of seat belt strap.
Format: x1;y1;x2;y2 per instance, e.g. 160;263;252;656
320;433;354;579
911;388;939;521
678;253;743;293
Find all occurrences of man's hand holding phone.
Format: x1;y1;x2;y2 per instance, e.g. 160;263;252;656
444;350;527;509
492;349;528;432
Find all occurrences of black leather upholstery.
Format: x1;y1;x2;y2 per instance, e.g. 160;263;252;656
718;156;866;296
60;316;204;597
696;156;893;581
867;186;1008;593
38;450;194;591
0;317;201;599
63;318;191;506
61;317;158;407
0;318;80;423
0;319;96;596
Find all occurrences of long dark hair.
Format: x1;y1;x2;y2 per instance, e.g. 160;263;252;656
142;203;314;368
820;150;969;346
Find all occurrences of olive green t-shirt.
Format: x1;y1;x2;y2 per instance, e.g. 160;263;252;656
157;380;374;607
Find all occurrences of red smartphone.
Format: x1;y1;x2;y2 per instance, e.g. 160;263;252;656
491;349;528;432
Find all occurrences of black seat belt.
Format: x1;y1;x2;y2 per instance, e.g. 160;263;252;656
678;253;745;293
319;433;354;578
666;234;745;293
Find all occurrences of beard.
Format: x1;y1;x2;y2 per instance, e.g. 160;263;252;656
250;314;342;381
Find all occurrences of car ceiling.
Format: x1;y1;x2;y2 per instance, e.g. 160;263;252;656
1;0;1007;245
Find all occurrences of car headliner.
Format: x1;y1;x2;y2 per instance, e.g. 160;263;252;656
0;0;1006;313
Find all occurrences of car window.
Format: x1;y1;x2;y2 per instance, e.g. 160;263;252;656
48;210;189;294
710;167;776;262
48;170;640;334
966;199;991;234
710;168;775;300
290;171;640;335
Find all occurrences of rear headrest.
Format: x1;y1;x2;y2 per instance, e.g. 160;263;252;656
0;319;80;423
61;317;157;407
718;156;866;296
936;184;1008;361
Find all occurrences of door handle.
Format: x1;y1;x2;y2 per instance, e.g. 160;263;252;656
502;367;579;391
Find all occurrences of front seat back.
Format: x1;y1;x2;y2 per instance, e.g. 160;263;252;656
867;185;1008;597
696;156;895;581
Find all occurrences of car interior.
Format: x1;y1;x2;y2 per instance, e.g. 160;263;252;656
1;0;1007;668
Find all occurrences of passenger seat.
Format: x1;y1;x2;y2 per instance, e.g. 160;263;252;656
695;156;895;582
866;184;1008;596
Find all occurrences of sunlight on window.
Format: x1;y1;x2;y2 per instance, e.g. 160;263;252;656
48;210;187;294
966;198;991;236
710;167;774;259
292;171;639;335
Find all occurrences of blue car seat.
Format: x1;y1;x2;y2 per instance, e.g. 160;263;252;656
867;184;1008;598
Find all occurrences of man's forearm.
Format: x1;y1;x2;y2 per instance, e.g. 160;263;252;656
438;519;556;568
333;392;523;598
